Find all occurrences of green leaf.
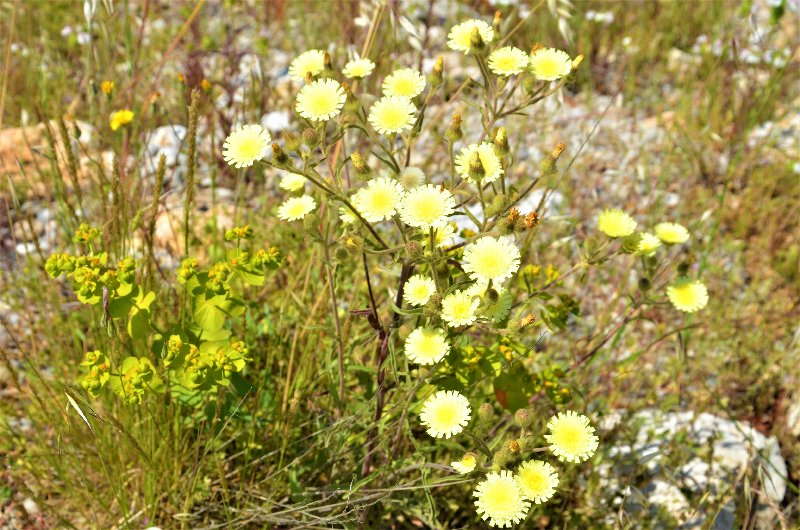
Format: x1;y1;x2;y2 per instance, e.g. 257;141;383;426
493;364;533;411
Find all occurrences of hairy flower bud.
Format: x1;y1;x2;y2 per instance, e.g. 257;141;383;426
431;56;444;85
525;212;541;229
492;447;511;467
271;142;289;166
514;408;533;428
446;113;463;142
302;128;320;148
351;152;371;178
621;233;643;254
493;127;510;157
405;240;423;260
492;10;502;33
507;439;520;453
284;132;302;153
469;26;485;51
341;234;364;255
468;152;485;181
477;403;493;423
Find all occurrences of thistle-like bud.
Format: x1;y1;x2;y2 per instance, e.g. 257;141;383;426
342;82;360;112
477;403;493;423
469;27;485;51
514;408;533;428
351;152;371;178
305;71;314;84
493;127;510;157
519;314;536;328
302;213;320;233
341;234;364;255
492;447;511;467
572;55;584;70
446;113;463;142
486;287;499;304
431;56;444;86
523;76;538;94
323;51;333;71
271;142;289;167
621;233;643;254
405;240;423;260
334;246;349;261
551;142;566;162
284;132;302;153
302;128;320;148
468;152;485;181
507;439;520;453
485;193;506;218
524;212;541;229
638;277;651;292
530;43;542;55
492;10;502;34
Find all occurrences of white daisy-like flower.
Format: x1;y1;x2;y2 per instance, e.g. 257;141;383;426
222;124;271;168
295;78;346;122
544;410;599;463
419;390;471;438
277;195;316;221
474;470;531;527
403;274;436;306
655;222;690;244
342;57;375;78
382;68;426;98
288;49;326;81
368;96;417;134
441;290;479;328
397;166;426;189
529;48;574;81
398;185;456;229
462;236;521;284
447;19;494;54
455;143;503;184
515;460;559;504
488;46;529;76
451;453;477;474
278;173;306;192
352;176;405;222
405;327;450;365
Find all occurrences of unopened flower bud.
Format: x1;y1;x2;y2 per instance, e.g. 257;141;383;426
550;142;566;161
493;127;510;157
342;82;360;112
621;233;643;254
341;234;364;254
351;152;371;177
271;142;289;166
302;213;320;233
469;27;485;51
468;152;485;181
514;408;533;428
323;51;333;71
302;128;320;148
525;212;541;229
638;277;651;292
405;240;423;260
446;113;463;142
492;10;502;33
492;447;511;467
485;193;506;217
519;314;536;328
284;132;302;153
572;55;584;70
431;56;444;85
486;287;499;304
477;403;493;422
507;439;520;453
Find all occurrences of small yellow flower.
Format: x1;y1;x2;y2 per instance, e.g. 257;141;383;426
222;124;271;168
447;19;494;54
279;173;306;192
636;232;662;256
352;176;405;222
289;49;325;81
474;470;531;527
488;46;529;76
109;109;134;131
295;78;346;122
405;327;450;365
403;275;437;306
529;48;574;81
200;78;211;91
441;290;479;328
655;222;690;244
455;143;503;184
597;209;637;238
100;80;114;95
666;278;708;312
451;453;477;474
368;95;416;134
277;195;316;221
342;57;375;78
399;185;455;229
420;390;471;438
545;410;599;463
462;236;521;284
382;68;426;98
515;460;559;504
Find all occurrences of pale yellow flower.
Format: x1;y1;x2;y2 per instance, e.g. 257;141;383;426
222;124;271;168
382;68;426;98
368;96;416;134
474;470;531;527
398;185;455;229
666;278;708;312
462;236;521;284
277;195;316;221
352;176;405;222
295;78;345;121
545;410;599;463
342;57;375;78
454;143;503;184
278;173;306;192
289;49;325;81
447;19;494;54
403;275;437;306
597;209;637;238
405;327;450;365
397;166;426;189
529;48;574;81
636;232;662;256
420;390;471;438
655;222;690;244
515;460;559;504
488;46;529;76
441;290;479;328
451;453;477;474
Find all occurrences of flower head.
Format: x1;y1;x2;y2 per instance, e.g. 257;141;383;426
278;173;306;192
447;19;494;54
655;222;690;244
666;278;708;312
597;209;637;238
289;49;325;81
516;460;559;504
545;410;599;463
109;109;134;131
382;68;426;98
428;224;457;248
399;185;456;229
488;46;529;76
296;78;345;122
277;195;316;221
455;143;503;184
420;390;471;438
403;275;437;306
352;176;405;222
398;166;426;189
342;57;375;78
636;232;662;256
100;80;114;94
368;96;416;134
441;290;479;328
451;453;477;474
474;470;531;527
339;206;357;225
222;124;271;168
405;327;450;365
462;236;521;284
529;48;573;81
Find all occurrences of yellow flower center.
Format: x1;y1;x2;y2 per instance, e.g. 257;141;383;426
553;424;582;452
391;78;416;96
378;106;407;129
518;468;546;493
483;481;516;512
536;57;562;78
307;92;337;116
233;137;262;160
433;402;458;426
670;284;697;305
